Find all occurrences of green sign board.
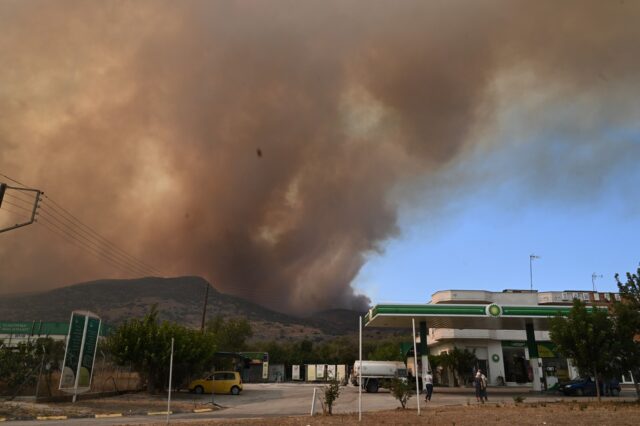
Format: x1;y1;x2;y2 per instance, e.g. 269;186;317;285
59;311;101;392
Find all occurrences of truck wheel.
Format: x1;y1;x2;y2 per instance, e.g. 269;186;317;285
366;379;379;393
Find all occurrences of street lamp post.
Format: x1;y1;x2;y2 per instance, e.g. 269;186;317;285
592;273;603;292
530;254;540;291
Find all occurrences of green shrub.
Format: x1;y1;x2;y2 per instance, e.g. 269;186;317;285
320;380;341;415
389;377;413;409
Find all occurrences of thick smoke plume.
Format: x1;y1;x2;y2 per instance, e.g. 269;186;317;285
1;1;639;314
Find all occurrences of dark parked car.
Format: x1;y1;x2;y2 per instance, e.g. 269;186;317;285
558;377;620;396
605;378;621;396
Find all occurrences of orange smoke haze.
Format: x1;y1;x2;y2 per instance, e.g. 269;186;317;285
1;1;639;314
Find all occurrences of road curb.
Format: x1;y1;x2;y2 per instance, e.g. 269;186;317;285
1;406;221;422
147;411;172;416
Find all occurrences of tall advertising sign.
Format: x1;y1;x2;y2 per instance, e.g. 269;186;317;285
59;311;101;399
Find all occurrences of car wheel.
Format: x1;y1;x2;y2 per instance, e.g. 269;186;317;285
231;385;240;395
612;388;620;397
576;388;584;396
194;385;204;395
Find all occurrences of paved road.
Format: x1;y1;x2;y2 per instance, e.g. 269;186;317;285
10;383;638;425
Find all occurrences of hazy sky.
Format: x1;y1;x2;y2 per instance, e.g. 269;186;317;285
1;1;639;315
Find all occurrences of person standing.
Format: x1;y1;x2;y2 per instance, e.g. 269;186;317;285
424;370;434;402
474;370;488;403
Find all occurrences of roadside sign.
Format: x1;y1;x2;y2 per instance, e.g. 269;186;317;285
292;365;300;381
59;311;101;396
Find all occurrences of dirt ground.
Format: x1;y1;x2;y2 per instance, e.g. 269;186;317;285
2;384;639;425
138;402;640;425
58;392;216;414
0;392;217;419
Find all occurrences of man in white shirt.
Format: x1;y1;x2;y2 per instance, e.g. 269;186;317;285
423;370;434;402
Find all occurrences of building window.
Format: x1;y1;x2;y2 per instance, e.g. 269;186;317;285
614;294;621;301
582;293;590;301
562;292;569;301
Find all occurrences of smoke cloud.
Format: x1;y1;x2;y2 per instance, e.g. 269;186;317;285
1;1;639;314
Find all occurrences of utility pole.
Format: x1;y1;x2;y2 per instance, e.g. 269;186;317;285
529;254;540;291
200;283;210;332
0;183;42;233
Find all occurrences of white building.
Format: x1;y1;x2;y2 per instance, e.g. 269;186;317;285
426;289;630;387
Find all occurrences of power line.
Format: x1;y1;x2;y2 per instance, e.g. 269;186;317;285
0;173;29;188
4;192;35;205
37;214;151;277
0;173;40;234
0;207;26;218
1;199;33;213
0;171;162;277
41;195;162;275
37;208;155;277
37;218;146;276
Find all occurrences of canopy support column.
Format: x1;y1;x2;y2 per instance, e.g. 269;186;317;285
419;321;430;381
525;323;544;391
358;315;362;422
412;318;421;416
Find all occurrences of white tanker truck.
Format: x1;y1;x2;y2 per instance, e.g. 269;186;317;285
351;360;408;393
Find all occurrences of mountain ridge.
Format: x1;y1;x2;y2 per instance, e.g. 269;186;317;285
0;276;365;341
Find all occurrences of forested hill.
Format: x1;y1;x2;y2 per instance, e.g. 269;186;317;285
0;276;367;341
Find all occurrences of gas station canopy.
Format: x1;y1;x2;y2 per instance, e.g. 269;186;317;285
363;303;583;331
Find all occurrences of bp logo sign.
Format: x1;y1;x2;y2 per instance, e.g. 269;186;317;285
486;304;502;317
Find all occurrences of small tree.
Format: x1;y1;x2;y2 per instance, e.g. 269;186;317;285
0;338;64;398
206;315;253;351
439;347;477;386
389;377;413;409
367;340;404;361
614;267;640;399
108;306;217;393
549;299;615;401
0;341;39;392
320;379;341;415
616;267;640;308
610;302;640;399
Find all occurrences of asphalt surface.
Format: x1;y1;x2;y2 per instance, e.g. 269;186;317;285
8;383;639;425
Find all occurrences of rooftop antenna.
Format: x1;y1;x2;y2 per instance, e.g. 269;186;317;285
529;254;540;291
592;273;603;292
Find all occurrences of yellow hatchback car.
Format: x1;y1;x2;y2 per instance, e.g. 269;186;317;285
189;371;243;395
